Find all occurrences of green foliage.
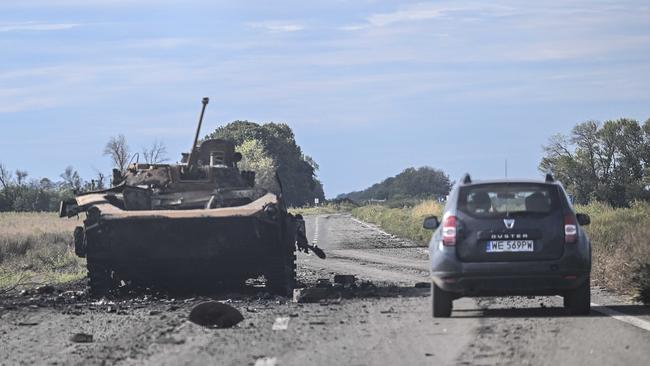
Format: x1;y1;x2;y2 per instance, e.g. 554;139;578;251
540;118;650;207
339;166;451;203
208;121;324;206
236;139;279;193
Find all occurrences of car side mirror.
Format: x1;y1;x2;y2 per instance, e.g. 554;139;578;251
423;216;440;230
576;213;590;226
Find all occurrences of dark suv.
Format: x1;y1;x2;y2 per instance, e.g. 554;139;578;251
423;174;592;317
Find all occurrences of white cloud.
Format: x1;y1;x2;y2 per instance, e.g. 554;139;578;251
247;21;304;33
0;22;80;32
349;2;514;29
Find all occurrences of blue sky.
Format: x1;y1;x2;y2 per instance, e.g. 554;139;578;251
1;0;649;197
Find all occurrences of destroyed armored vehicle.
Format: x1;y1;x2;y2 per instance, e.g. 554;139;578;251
60;98;323;296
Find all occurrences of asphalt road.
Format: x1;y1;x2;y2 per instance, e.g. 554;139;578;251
1;213;649;365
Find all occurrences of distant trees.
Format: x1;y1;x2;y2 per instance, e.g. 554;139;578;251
339;167;452;202
103;134;130;174
540;118;650;207
207;121;325;206
0;163;76;212
142;140;168;164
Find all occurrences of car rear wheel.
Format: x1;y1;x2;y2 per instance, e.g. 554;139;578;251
432;282;453;318
564;276;591;315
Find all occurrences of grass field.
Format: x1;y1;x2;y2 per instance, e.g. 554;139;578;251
0;212;86;292
353;201;650;303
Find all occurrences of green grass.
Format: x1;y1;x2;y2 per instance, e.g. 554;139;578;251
0;212;86;292
352;200;650;302
352;201;443;244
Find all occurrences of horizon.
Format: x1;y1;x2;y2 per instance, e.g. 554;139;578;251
1;1;650;198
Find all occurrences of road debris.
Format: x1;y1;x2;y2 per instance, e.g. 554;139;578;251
17;321;39;326
189;301;244;329
36;285;55;294
156;336;186;345
70;333;93;343
254;357;277;366
333;275;356;286
272;317;290;330
316;278;333;288
293;288;332;303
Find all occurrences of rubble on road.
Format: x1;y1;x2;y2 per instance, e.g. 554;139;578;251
70;333;93;343
334;275;356;286
36;285;55;294
293;277;429;303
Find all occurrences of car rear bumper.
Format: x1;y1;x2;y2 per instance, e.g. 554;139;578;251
430;244;591;296
431;272;589;296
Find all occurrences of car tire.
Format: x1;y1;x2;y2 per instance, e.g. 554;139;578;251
432;282;453;318
564;276;591;315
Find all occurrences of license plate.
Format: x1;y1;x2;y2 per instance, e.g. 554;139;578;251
486;240;534;253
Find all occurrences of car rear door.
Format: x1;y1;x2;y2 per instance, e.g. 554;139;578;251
454;183;566;262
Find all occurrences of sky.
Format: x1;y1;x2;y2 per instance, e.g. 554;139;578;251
1;0;649;197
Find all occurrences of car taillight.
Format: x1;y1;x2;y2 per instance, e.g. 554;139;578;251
565;214;577;244
442;215;457;246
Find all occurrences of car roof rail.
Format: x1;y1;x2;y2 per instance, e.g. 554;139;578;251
462;173;472;184
545;173;555;183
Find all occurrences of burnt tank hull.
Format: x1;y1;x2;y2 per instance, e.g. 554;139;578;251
89;216;292;283
65;192;299;295
61;99;321;296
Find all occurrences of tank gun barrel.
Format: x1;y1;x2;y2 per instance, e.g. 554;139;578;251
186;97;209;169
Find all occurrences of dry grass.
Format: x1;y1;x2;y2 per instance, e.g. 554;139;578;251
353;200;650;301
353;201;443;244
575;202;650;301
0;212;86;292
289;202;357;216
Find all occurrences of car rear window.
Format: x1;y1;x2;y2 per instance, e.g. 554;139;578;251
458;183;560;218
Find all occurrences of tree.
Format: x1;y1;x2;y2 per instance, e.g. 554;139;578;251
540;118;650;206
142;140;169;164
236;139;279;192
60;166;82;191
15;170;28;186
339;166;452;202
103;134;130;173
208;121;325;206
0;163;11;190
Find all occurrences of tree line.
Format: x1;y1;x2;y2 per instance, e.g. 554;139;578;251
1;120;325;211
540;118;650;207
338;166;452;203
0;138;168;212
